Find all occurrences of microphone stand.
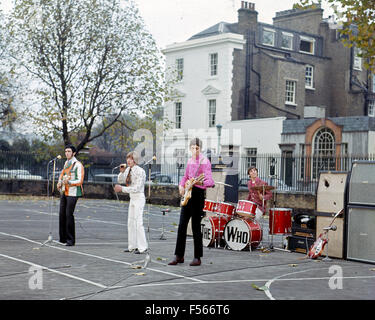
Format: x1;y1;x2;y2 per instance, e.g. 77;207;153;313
41;157;59;247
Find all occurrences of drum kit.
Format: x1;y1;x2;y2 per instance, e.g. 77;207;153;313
201;182;293;251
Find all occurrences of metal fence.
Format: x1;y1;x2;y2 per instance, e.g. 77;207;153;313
1;150;374;194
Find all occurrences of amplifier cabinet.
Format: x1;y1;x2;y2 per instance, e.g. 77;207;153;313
348;161;375;206
316;216;344;258
316;171;348;213
287;235;314;254
346;206;375;264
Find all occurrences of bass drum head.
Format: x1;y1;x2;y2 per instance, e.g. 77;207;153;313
201;216;230;247
223;218;262;251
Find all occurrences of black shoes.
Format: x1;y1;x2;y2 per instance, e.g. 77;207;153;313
168;256;184;265
189;258;201;266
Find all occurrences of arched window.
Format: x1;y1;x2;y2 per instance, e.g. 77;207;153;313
312;128;336;178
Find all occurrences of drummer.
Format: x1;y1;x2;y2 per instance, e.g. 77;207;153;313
247;166;272;221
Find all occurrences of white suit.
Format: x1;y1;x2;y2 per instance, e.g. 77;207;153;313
118;165;148;252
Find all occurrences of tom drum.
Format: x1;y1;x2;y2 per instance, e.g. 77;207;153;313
269;208;292;235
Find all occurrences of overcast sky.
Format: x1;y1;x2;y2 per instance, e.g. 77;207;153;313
1;0;333;49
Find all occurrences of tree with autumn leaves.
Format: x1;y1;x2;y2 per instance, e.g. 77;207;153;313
295;0;374;73
7;0;170;154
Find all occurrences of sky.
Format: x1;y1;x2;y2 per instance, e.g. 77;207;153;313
1;0;333;49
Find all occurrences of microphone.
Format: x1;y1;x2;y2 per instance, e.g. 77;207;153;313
323;225;337;231
49;155;62;162
144;155;157;165
113;164;126;170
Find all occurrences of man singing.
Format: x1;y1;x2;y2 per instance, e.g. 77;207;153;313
57;144;84;246
169;138;214;267
114;151;148;254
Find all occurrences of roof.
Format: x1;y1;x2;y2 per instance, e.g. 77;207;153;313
188;22;238;41
282;116;375;134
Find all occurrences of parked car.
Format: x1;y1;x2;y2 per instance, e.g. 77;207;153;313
93;174;118;183
0;169;11;179
152;174;172;184
8;169;43;180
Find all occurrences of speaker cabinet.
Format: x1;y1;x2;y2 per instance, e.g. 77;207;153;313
348;161;375;206
206;170;238;204
346;206;375;263
316;171;347;214
288;235;315;254
316;215;344;258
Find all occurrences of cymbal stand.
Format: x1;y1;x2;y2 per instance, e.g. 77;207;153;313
214;181;222;249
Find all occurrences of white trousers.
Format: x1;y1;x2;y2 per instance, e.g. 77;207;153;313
127;193;148;252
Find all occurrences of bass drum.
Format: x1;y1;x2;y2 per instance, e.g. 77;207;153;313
201;215;230;247
223;218;262;251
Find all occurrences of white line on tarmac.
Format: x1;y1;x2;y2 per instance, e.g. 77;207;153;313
263;266;375;300
0;253;108;289
0;232;204;284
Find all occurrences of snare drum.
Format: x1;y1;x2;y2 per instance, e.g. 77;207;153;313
236;200;257;219
269;208;292;235
203;200;217;213
201;215;230;247
223;218;262;251
215;202;236;217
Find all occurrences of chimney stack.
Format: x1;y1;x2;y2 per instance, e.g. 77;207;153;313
238;1;257;33
241;1;255;11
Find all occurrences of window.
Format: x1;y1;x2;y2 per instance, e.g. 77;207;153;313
245;148;257;169
312;128;336;179
285;80;296;105
372;74;375;93
305;65;314;89
368;100;375;117
210;53;218;76
208;99;216;127
353;47;362;70
262;28;275;46
281;32;293;50
299;36;315;54
176;58;184;81
175;102;182;129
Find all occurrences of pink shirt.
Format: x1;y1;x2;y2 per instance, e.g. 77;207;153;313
247;177;273;212
179;154;214;190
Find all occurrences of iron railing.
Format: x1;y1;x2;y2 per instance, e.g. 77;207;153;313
1;150;374;194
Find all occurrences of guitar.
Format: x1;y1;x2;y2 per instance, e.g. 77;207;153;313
308;208;344;259
180;173;205;207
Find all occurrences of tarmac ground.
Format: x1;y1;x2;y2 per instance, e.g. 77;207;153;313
0;196;374;312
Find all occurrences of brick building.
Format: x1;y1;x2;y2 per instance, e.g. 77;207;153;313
162;2;375;188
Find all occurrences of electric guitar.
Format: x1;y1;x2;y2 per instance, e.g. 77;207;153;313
180;173;205;207
308;208;344;259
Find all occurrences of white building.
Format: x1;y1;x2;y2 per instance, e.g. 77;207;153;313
161;28;285;172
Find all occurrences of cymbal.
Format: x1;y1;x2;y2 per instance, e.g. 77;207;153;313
250;185;275;191
214;181;233;187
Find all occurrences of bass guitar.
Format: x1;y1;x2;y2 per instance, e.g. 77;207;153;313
308;208;344;259
180;173;205;207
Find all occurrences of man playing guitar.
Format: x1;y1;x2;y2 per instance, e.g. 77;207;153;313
169;138;214;266
57;144;84;246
